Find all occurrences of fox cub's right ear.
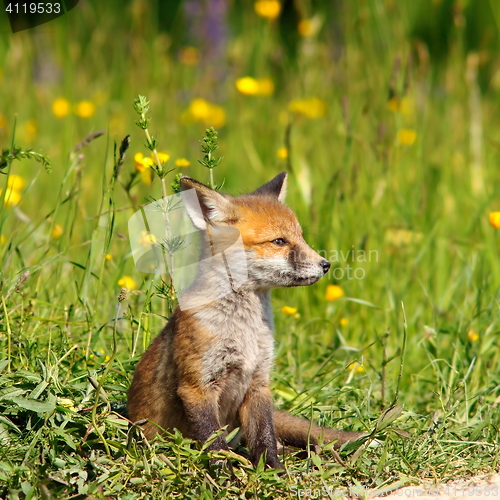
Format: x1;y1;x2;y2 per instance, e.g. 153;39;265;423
250;171;287;203
180;177;237;229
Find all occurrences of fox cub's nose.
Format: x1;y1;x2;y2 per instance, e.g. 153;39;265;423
320;260;331;274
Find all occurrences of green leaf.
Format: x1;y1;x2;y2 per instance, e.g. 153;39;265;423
0;387;26;399
0;360;11;374
15;370;42;382
341;297;380;308
52;428;77;451
29;380;49;399
8;393;56;414
375;405;403;432
0;415;21;433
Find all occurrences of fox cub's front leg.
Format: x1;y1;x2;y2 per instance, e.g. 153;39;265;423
178;381;283;470
239;382;283;470
177;383;229;452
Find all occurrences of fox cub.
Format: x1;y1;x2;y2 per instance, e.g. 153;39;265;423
127;172;364;470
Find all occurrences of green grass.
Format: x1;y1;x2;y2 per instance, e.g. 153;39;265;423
1;0;500;498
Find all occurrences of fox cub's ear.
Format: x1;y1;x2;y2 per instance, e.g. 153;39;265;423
180;177;236;229
250;171;287;203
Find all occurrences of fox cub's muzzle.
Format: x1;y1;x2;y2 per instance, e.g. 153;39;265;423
320;260;331;274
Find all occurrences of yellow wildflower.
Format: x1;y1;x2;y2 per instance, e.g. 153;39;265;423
209;106;226;128
134;152;154;172
155;152;170;164
175;158;190;167
57;398;76;412
0;235;5;245
52;98;71;118
325;284;344;301
179;46;201;65
387;96;415;116
90;349;110;364
51;224;64;238
8;174;25;191
105;254;112;261
236;77;260;96
134;152;146;172
235;77;275;96
141;168;154;184
74;101;95;118
0;113;6;132
138;230;157;248
254;0;281;20
397;129;417;146
189;98;211;120
348;362;365;373
489;212;500;229
340;318;349;327
288;98;327;119
298;19;316;37
185;98;226;128
118;275;137;290
1;187;21;206
277;147;288;159
282;306;298;316
467;329;479;342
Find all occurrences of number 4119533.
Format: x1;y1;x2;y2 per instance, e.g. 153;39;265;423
6;3;62;14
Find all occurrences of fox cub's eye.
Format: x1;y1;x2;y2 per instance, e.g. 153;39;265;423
272;238;288;246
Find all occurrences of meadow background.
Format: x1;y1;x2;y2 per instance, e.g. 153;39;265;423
1;0;500;498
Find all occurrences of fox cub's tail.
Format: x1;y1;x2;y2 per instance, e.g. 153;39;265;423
273;410;365;450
